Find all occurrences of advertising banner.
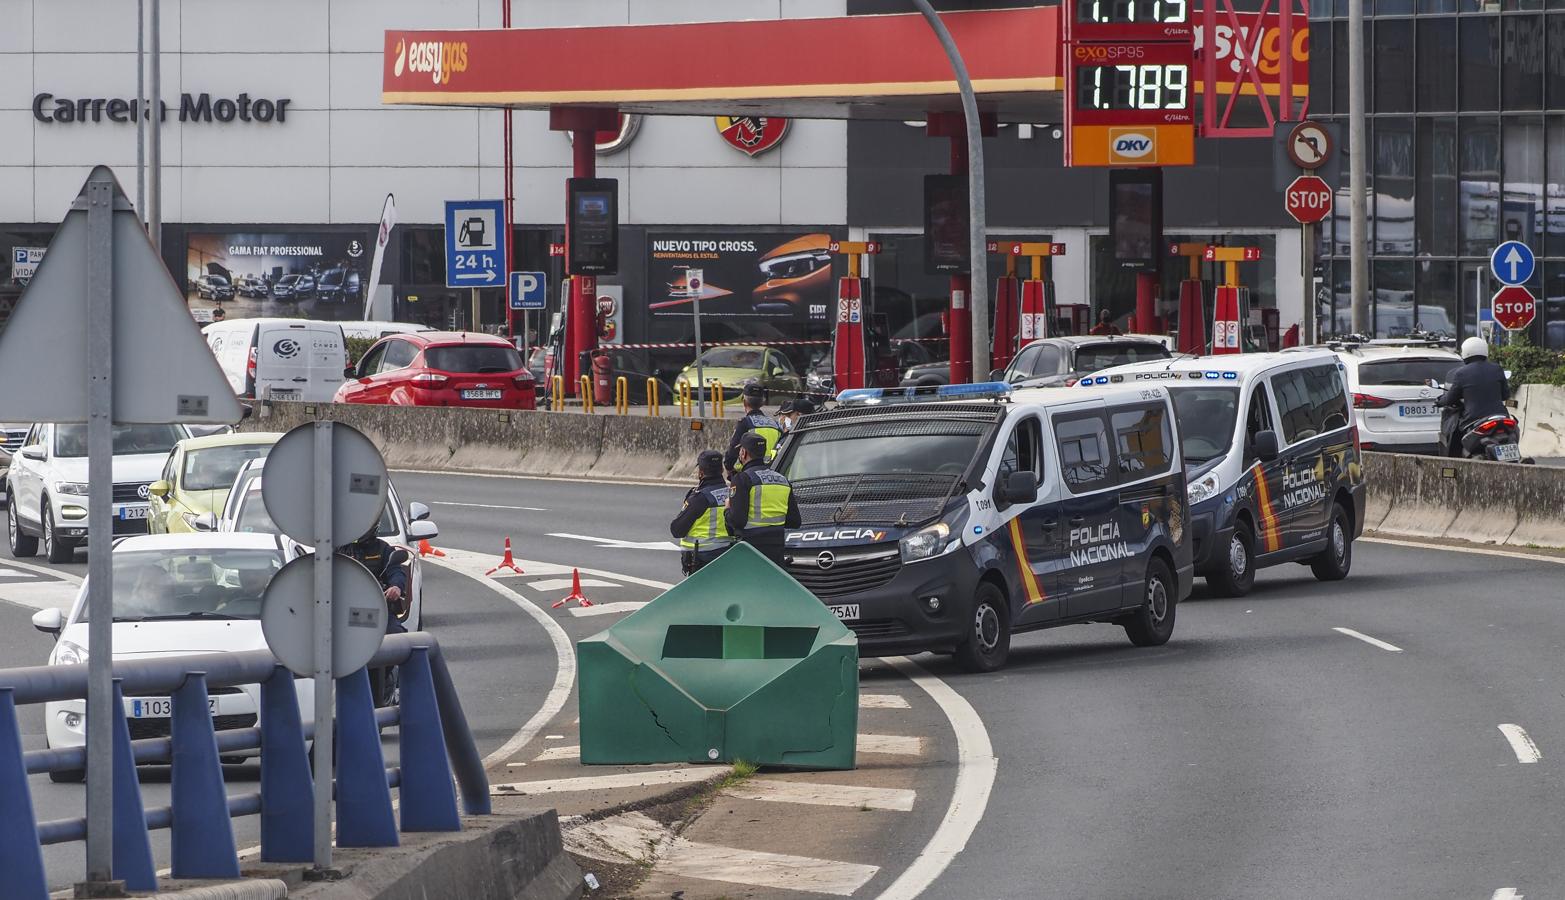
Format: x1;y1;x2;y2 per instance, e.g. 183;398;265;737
647;232;837;322
185;231;371;323
1192;12;1310;101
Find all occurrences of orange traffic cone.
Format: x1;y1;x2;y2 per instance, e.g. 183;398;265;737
417;538;445;558
551;569;594;609
485;537;526;577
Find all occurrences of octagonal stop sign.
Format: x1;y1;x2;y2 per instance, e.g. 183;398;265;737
1285;175;1333;224
1493;284;1537;331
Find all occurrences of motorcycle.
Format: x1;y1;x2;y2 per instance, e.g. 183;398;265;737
1429;379;1524;463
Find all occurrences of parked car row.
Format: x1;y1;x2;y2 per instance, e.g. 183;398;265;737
195;269;362;304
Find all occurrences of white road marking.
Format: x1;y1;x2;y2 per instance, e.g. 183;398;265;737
432;500;547;511
659;838;879;897
548;531;682;552
0;580;82;613
1364;536;1565;565
1499;725;1542;764
533;744;580;761
1491;889;1522;900
727;779;916;812
528;577;619;591
0;556;82;584
1333;626;1404;653
858;733;923;756
565;810;670;864
860;693;911;709
393;465;682;488
567;601;649;618
873;655;997;900
0;567;33;578
493;767;717;795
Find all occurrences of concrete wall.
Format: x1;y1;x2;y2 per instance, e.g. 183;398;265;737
1361;452;1565;549
1514;384;1565;460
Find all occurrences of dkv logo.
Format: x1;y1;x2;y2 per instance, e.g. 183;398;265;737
1110;129;1155;163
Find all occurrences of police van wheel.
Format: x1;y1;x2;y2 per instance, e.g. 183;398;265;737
1309;504;1353;582
1206;523;1255;597
954;583;1010;673
1123;558;1177;647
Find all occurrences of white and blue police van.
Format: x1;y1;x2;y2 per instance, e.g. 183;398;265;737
772;381;1193;672
1091;350;1365;597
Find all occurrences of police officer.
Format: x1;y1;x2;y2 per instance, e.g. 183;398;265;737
340;527;411;705
776;398;816;433
724;382;783;475
669;450;734;575
724;432;801;568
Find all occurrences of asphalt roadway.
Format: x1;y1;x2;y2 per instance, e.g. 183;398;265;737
5;469;1565;898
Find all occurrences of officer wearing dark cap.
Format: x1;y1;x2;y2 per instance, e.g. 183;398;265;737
777;397;816;433
725;431;801;568
669;450;734;575
723;382;783;475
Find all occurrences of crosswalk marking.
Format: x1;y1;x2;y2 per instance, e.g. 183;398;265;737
492;767;716;795
0;567;34;579
857;733;923;756
533;744;580;761
529;577;619;591
567;601;649;618
659;837;880;896
565;811;669;863
727;779;916;812
859;693;911;709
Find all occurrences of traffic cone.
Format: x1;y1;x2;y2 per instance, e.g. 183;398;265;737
485;537;526;577
550;569;594;609
417;538;445;558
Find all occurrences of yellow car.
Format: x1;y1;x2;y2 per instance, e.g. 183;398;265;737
147;432;281;534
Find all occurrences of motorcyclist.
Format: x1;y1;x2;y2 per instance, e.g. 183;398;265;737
339;526;410;706
1436;336;1511;457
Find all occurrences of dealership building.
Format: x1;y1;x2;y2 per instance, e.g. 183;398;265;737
7;0;1484;375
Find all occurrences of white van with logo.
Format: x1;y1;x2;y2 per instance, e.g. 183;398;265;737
202;318;348;403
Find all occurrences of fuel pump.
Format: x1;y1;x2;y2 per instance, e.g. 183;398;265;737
1204;244;1262;355
990;241;1067;360
1170;242;1208;355
828;241;880;392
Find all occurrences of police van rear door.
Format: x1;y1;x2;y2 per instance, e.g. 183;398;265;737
1108;397;1181;607
1049;402;1127;618
991;411;1063;627
1265;361;1352;549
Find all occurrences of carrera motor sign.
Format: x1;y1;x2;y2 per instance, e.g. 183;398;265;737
33;92;292;124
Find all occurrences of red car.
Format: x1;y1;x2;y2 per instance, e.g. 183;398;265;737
335;331;536;409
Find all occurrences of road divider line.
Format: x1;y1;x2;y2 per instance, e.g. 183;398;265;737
658;838;880;897
548;531;682;552
392;466;682;488
860;694;911;709
875;656;997;900
1491;888;1521;899
494;767;717;795
529;577;619;591
567;601;648;618
1364;536;1565;566
1333;626;1404;653
727;780;916;812
432;500;548;511
857;733;924;756
1499;725;1541;764
0;556;82;584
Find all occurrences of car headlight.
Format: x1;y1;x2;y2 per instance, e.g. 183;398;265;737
1187;471;1221;505
53;482;89;496
57;640;87;666
899;523;951;563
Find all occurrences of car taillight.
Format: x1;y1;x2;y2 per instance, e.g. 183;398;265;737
1353;392;1392;409
246;348;257;378
512;374;533;389
410;372;448;387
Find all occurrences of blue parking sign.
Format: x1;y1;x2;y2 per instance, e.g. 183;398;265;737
444;199;507;289
509;271;547;310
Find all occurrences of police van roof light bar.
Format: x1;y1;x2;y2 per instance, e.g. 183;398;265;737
836;381;1014;407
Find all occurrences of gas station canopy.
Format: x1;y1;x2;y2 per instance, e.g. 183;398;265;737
381;6;1062;122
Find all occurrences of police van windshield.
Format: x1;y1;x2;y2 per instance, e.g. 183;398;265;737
1169;387;1240;464
781;421;985;481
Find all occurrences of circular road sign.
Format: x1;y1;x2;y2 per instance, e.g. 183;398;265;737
1492;285;1537;331
1286;121;1333;170
1285;175;1334;224
1489;240;1536;287
262;554;388;678
262;422;388;548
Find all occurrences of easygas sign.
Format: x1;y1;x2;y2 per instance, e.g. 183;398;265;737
392;38;470;85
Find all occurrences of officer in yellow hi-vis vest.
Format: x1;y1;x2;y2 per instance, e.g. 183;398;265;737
724;432;801;568
723;382;784;475
669;450;734;575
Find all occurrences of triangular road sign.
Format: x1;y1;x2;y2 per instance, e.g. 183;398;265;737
0;166;242;424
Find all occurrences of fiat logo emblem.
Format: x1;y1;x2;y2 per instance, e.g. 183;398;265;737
816;551;835;570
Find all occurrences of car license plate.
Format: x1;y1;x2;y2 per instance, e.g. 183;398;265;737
461;389;503;400
828;604;860;621
1493;443;1521;462
117;505;149;521
129;697;217;718
1397;404;1437;418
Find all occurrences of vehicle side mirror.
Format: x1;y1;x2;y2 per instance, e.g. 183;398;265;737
148;480;171;498
1505;369;1514;380
407;501;431;522
32;608;64;635
408;519;439;541
1253;430;1280;463
997;471;1039;506
989;369;1004;381
21;446;44;461
191;512;218;532
344;365;357;379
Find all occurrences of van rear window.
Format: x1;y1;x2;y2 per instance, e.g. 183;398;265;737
425;346;523;374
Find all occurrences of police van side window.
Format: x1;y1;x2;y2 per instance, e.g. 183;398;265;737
998;417;1044;485
1053;413;1113;493
1111;403;1173;480
1245;386;1276;459
1270;370;1318;444
1303;365;1350;433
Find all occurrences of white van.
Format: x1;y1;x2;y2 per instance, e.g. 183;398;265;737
202;318;348;403
339;321;437;342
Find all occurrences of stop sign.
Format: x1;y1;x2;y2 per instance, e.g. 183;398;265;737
1493;284;1537;331
1285;175;1333;224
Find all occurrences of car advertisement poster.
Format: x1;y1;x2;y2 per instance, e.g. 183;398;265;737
185;231;371;323
647;232;837;321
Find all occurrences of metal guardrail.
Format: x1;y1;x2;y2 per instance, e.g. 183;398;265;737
0;632;489;899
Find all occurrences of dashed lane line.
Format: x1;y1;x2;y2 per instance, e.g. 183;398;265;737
1332;626;1405;653
431;501;548;511
1492;889;1522;899
547;531;682;552
860;694;911;710
726;779;917;812
1498;725;1542;764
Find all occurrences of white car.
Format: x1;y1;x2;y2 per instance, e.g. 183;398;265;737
0;422;28;507
6;423;194;563
218;458;436;632
29;532;310;782
1326;342;1462;454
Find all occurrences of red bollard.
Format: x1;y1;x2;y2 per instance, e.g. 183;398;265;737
550;569;593;609
485;538;526;577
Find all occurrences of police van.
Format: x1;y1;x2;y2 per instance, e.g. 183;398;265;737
773;381;1193;673
1092;351;1365;597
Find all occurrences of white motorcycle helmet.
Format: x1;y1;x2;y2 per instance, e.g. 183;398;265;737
1461;337;1489;359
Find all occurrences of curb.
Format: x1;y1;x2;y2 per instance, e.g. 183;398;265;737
155;881;288;900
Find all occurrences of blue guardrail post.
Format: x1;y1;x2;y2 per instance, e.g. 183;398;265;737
397;647;460;832
111;680;157;891
170;673;240;878
259;665;313;862
335;667;398;847
0;688;48;900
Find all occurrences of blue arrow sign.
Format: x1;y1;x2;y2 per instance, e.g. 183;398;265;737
509;271;547;310
1490;240;1536;287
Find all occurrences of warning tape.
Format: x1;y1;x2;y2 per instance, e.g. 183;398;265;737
609;337;947;351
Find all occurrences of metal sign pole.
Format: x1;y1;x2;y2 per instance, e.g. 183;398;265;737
470;288;480;332
83;175;116;885
692;293;707;419
311;421;334;871
1301;219;1315;344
